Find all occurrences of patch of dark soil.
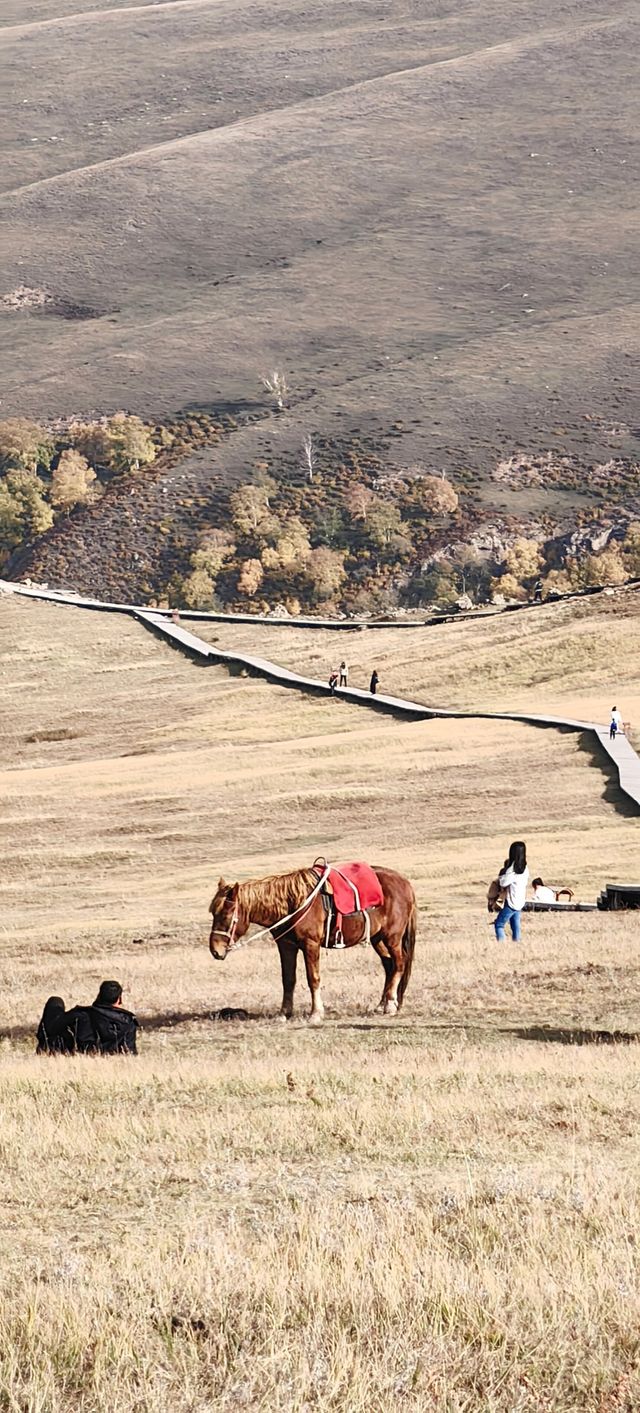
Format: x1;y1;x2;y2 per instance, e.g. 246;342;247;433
183;398;266;422
44;300;118;322
25;727;79;743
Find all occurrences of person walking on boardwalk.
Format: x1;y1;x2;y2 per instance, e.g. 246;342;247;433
610;706;623;741
369;669;379;695
494;841;529;943
339;661;348;688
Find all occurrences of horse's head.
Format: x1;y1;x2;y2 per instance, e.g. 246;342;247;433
209;879;243;960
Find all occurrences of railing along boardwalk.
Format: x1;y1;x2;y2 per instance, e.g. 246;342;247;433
2;580;639;814
3;575;639;630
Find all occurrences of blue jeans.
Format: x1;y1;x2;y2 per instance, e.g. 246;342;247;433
494;904;521;942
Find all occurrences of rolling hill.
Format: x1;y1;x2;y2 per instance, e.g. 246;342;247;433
2;589;640;1409
1;1;639;599
2;0;638;463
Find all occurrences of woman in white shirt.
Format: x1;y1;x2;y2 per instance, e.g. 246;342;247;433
610;707;623;741
494;841;529;943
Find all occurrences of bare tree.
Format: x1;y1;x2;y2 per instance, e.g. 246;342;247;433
302;434;316;483
262;369;289;411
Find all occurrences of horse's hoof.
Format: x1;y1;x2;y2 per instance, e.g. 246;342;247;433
383;1000;399;1016
276;1013;290;1024
308;1012;324;1027
375;1002;386;1015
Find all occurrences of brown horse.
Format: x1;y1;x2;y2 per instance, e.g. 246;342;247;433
209;865;417;1024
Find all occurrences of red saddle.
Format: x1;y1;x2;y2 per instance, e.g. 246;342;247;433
314;860;383;914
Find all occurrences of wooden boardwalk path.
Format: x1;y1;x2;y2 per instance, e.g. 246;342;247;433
3;575;639;631
593;728;640;806
3;580;639;814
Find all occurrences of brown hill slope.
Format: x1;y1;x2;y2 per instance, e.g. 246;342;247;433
2;0;639;600
2;1;638;442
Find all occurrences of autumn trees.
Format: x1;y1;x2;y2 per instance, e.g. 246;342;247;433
488;532;637;603
3;403;638;616
0;419;54;475
180;483;349;613
71;414;156;477
0;470;53;555
50;452;98;512
0;412;158;567
196;460;457;612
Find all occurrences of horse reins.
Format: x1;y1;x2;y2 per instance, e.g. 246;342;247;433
211;863;331;953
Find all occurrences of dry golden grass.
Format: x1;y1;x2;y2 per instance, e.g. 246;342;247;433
1;594;640;1411
200;588;640;727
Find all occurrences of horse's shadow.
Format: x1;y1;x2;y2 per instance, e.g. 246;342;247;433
502;1024;640;1046
0;1007;253;1045
6;1011;638;1048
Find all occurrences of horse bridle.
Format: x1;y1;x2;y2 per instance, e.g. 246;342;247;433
209;864;331;954
210;903;239;949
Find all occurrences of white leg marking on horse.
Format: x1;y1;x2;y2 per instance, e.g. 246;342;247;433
308;992;325;1026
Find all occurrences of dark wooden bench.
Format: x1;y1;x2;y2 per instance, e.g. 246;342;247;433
598;884;640;911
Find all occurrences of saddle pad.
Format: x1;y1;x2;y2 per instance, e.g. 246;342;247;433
326;862;383;915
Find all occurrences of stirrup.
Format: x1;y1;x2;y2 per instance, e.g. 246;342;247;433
332;933;346;950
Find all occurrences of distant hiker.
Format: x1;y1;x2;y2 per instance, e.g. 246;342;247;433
339;661;348;688
533;578;543;604
532;877;574;904
610;706;623;740
328;669;339;695
369;669;379;695
36;980;139;1056
494;841;528;943
171;609;180;625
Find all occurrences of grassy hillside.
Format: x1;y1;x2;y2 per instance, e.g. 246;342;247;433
3;590;638;1407
2;594;640;1407
3;0;638;441
201;585;640;725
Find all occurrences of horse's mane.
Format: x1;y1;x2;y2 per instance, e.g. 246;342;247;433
239;867;319;919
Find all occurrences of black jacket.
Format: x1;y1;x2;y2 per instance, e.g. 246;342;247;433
90;1003;139;1055
47;1004;139;1055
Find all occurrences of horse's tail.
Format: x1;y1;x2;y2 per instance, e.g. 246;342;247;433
397;895;417;1008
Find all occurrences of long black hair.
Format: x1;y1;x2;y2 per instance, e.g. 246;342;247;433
507;840;527;874
36;996;66;1054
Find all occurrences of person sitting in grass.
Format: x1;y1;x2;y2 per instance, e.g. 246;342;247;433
531;877;575;904
36;996;68;1054
36;980;139;1055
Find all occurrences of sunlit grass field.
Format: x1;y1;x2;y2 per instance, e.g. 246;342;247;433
1;594;639;1411
200;588;640;728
